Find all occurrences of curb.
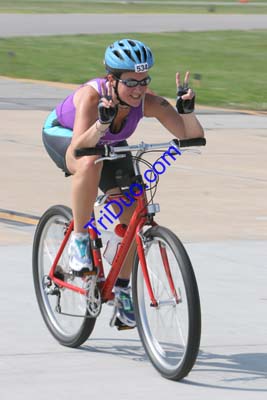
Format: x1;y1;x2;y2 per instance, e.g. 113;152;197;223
1;75;266;116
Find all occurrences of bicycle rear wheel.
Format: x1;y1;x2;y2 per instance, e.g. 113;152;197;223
32;205;96;347
132;226;201;380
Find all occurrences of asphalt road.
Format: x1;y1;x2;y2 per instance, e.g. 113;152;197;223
1;13;267;37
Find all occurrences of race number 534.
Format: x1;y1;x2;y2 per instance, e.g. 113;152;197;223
135;63;149;73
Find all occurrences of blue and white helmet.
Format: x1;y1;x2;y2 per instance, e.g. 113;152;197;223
104;39;154;75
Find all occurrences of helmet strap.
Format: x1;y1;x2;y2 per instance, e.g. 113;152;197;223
109;72;131;107
113;78;131;108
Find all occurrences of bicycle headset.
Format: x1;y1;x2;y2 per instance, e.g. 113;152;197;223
104;39;154;107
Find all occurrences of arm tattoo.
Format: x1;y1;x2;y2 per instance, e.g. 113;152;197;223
160;98;170;108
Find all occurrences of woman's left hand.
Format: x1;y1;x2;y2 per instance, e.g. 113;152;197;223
176;71;195;114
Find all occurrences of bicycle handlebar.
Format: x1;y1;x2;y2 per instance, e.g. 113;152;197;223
75;137;206;158
174;137;206;148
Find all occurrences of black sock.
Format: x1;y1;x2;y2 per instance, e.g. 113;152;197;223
115;278;130;288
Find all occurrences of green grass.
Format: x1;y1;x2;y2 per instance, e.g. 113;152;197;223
0;0;267;14
1;31;267;110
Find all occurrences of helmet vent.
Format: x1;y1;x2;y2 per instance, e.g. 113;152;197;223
135;49;142;63
127;40;136;47
113;50;124;60
124;49;135;62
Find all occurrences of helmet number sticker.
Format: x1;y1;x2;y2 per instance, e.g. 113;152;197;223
135;63;149;73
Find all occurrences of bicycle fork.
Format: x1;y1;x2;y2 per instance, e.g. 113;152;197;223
135;221;159;307
136;224;181;308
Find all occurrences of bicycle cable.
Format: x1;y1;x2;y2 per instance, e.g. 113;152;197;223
131;150;163;212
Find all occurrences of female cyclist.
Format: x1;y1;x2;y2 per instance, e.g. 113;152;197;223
42;38;204;329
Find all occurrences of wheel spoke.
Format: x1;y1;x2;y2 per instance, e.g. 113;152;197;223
43;240;55;264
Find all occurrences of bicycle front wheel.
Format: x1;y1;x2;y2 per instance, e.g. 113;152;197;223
132;226;201;381
32;205;96;347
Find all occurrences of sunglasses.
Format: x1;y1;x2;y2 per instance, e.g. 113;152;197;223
116;76;152;88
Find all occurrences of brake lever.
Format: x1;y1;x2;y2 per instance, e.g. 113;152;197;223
94;154;126;164
181;148;201;155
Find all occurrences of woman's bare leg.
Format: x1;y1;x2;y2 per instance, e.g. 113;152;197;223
66;146;102;233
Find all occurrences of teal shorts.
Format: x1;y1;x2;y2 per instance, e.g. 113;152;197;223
42;110;135;192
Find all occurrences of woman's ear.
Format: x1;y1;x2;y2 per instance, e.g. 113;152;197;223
107;73;115;83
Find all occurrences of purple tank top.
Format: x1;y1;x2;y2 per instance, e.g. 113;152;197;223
55;78;144;144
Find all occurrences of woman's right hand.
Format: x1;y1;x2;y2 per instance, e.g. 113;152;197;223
98;80;117;124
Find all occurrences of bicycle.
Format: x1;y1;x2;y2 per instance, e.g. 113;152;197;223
32;136;205;381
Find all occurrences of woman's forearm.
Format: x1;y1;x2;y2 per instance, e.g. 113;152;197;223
180;113;204;138
71;120;110;149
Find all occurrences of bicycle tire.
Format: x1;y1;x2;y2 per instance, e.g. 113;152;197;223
132;225;201;380
32;204;96;347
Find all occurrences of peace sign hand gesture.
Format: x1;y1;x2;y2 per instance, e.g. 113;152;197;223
175;71;195;114
98;80;117;124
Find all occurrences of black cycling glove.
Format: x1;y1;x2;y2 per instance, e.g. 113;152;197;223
176;86;195;114
98;96;117;124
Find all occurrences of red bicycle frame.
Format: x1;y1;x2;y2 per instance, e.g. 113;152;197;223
48;188;178;307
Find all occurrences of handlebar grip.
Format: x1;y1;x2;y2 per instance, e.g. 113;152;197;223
173;137;206;148
75;147;106;157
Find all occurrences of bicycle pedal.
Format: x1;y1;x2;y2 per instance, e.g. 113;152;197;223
83;267;98;276
72;267;97;278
